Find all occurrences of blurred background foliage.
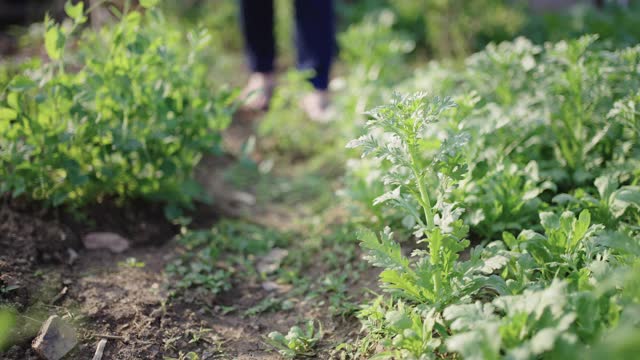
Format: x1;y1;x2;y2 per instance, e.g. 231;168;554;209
2;0;640;63
159;0;640;60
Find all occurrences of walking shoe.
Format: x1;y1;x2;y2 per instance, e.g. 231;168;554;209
240;72;275;111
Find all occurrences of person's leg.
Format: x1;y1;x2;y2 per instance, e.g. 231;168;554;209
293;0;336;91
239;0;276;110
293;0;336;121
239;0;276;74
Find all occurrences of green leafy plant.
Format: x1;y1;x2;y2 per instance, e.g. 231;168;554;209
117;257;146;268
166;257;231;297
266;320;323;359
405;36;639;190
553;175;640;229
461;160;555;239
523;2;640;47
166;228;230;297
499;209;604;287
338;9;414;118
338;0;524;59
444;280;578;360
609;90;640;140
243;297;293;318
420;0;525;58
313;270;359;318
348;92;474;307
375;303;442;360
346;84;639;358
337;11;416;226
0;1;232;212
166;221;290;298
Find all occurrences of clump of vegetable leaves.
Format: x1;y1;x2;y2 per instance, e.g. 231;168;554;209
335;29;639;359
0;1;233;212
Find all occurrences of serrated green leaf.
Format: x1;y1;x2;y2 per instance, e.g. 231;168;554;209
359;227;410;271
379;269;429;302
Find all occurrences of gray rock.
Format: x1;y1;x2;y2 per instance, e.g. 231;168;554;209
82;232;130;253
256;248;288;274
32;315;77;360
261;281;292;293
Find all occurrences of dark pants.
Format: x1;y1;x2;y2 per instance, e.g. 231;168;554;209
239;0;336;90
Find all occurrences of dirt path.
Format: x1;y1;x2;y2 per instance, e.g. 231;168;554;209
1;112;375;359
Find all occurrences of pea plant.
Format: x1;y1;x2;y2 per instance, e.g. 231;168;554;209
0;1;232;213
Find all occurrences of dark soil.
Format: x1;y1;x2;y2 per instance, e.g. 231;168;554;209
0;203;78;309
0;197;181;359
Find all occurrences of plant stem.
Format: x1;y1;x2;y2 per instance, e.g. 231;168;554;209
408;142;440;293
408;144;434;231
417;174;434;231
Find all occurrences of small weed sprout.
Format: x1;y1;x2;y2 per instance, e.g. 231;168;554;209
266;320;323;359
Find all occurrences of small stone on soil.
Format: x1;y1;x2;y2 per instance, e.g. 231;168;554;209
261;281;292;293
82;232;130;253
256;248;288;274
230;190;256;205
31;315;78;360
67;248;79;265
261;281;280;292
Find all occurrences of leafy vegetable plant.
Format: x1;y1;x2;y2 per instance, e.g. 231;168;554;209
348;86;640;359
0;1;232;213
266;320;323;359
348;92;475;308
